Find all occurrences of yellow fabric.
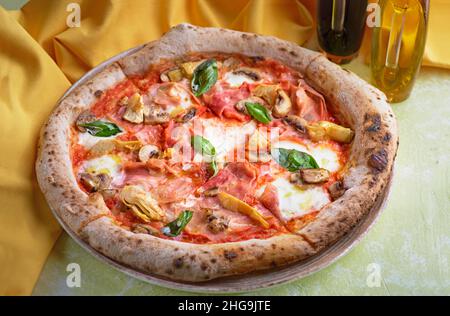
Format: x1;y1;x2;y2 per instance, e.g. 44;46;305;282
0;0;449;296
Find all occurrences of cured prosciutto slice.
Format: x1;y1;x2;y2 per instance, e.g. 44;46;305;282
294;80;330;122
202;84;250;122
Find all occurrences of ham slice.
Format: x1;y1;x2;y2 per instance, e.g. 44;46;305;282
203;84;250;122
294;80;330;122
259;184;282;220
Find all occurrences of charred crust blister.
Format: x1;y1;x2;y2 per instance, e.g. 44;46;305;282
365;113;382;132
224;250;238;261
368;149;388;173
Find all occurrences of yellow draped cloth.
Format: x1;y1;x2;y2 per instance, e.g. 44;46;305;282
0;0;448;295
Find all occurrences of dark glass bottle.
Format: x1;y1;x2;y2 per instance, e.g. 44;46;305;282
317;0;368;64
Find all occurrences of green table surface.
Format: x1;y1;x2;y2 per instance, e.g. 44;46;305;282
31;58;450;295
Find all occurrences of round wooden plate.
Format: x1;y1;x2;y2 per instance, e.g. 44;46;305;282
49;45;394;293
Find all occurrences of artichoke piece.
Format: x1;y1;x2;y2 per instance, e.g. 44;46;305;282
252;84;279;106
307;121;354;143
179;60;205;78
160;68;183;82
205;210;229;234
300;168;330;184
120;185;165;222
122;93;145;124
89;139;142;157
217;192;269;228
138;144;160;162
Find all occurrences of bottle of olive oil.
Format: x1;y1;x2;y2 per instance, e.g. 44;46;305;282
371;0;429;103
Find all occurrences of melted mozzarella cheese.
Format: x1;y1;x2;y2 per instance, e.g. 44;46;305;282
272;139;341;172
222;72;255;88
195;118;256;161
271;177;330;220
77;132;117;149
80;155;123;184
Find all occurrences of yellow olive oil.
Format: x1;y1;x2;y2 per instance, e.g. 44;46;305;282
371;0;429;103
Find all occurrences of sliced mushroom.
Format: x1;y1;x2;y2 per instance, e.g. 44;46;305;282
80;173;111;193
205;210;229;234
272;90;292;118
232;67;262;81
122;93;145;124
283;115;307;134
178;108;197;123
120;185;165;222
144;107;170;125
235;96;266;114
203;187;219;197
76;111;96;132
300;168;330;184
328;180;346;200
223;57;241;70
289;173;315;190
160;68;183;82
131;223;160;235
138;144;160;162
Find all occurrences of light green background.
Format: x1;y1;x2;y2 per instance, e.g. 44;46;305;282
3;0;449;296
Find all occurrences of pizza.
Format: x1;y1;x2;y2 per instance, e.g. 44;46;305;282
36;24;398;282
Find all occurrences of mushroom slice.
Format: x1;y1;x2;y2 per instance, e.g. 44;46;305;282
232;67;262;81
235;96;266;114
283;115;308;134
178;108;197;123
138;144;161;162
217;192;269;228
289;173;315;190
300;168;330;184
328;180;346;200
203;187;219;197
122;93;145;124
76;111;96;132
223;57;241;70
205;210;229;234
252;84;279;106
120;185;165;222
272;90;292;118
144;106;170;125
160;68;183;82
131;223;160;235
80;172;111;193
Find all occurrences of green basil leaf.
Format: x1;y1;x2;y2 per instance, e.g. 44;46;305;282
162;210;193;237
191;135;216;156
209;159;219;177
191;59;218;96
274;148;319;172
245;102;272;124
79;120;122;137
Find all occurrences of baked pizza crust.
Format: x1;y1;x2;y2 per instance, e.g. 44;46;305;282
36;24;398;282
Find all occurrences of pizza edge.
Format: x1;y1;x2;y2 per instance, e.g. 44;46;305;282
36;24;398;282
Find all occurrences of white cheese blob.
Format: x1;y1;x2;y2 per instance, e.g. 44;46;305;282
77;132;117;149
80;155;123;185
222;72;255;88
271;177;331;221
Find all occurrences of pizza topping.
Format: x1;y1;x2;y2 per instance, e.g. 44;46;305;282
79;172;111;193
131;223;160;236
178;107;197;123
328;180;346;200
162;210;193;237
273;148;319;172
120;185;165;222
235;96;265;114
307;121;354;143
272;89;292;118
78;120;122;137
160;68;183;82
205;210;229;234
217;192;269;228
203;186;219;197
137;144;160;163
144;107;170;125
294;81;329;122
232;67;262;81
76;111;97;132
180;60;205;79
245;102;272;124
252;84;279;106
122;93;145;124
191;59;218;96
191;135;216;157
299;168;330;184
283;115;308;134
89;139;141;157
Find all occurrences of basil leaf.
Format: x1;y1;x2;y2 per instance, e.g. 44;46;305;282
79;120;122;137
209;159;219;177
274;148;319;172
191;59;218;96
162;210;193;237
245;102;272;124
191;135;216;156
